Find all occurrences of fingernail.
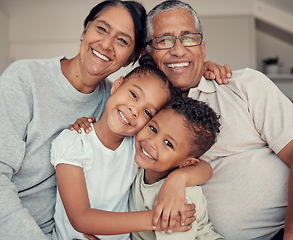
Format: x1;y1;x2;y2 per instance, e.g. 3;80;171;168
89;127;92;131
168;230;172;233
227;73;231;78
152;226;156;230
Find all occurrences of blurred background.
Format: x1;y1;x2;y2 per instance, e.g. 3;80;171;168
0;0;292;99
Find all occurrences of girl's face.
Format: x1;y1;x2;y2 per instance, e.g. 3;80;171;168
105;74;170;137
134;108;194;176
80;6;136;80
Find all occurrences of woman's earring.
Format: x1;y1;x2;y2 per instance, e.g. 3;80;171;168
80;36;84;42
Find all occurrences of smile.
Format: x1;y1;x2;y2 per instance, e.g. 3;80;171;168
166;62;189;69
92;49;110;61
119;111;130;124
142;147;154;160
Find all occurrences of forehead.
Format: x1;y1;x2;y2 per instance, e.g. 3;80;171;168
93;6;135;38
154;109;190;138
152;9;198;36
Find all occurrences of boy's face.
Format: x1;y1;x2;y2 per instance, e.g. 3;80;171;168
105;74;169;137
135;108;195;174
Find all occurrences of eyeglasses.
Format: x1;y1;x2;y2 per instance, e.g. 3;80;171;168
146;33;203;50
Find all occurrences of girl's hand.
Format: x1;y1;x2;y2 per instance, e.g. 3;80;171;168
152;172;196;233
69;116;95;134
203;60;232;84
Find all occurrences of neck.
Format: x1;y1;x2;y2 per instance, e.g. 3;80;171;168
93;117;125;151
144;169;173;185
61;56;104;94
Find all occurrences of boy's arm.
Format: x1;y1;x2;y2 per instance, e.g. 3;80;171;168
56;163;193;236
152;160;212;233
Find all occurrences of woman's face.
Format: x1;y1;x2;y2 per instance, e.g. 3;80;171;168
80;6;136;80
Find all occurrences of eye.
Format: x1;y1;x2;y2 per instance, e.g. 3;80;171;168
117;37;129;47
164;140;173;148
149;125;157;133
96;26;107;34
130;91;137;100
144;109;153;119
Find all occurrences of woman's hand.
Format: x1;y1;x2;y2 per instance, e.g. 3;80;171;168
152;172;196;233
69;116;95;134
204;60;232;84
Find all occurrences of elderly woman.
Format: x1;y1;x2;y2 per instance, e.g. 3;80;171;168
0;1;228;239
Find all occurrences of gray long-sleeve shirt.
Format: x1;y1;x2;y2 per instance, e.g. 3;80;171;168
0;57;111;239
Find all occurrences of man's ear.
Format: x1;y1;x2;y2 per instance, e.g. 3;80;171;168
179;157;200;168
110;76;124;94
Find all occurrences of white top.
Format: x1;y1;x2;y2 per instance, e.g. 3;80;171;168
129;169;224;240
51;125;138;240
188;68;293;239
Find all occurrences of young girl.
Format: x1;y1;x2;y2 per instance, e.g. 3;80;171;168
130;97;223;239
50;62;208;240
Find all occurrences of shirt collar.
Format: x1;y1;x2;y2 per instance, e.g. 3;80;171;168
194;77;217;93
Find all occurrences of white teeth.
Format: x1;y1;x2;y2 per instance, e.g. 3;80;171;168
142;148;154;159
167;62;189;68
119;111;129;124
92;49;110;61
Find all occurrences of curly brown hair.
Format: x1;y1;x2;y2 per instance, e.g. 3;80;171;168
164;97;220;158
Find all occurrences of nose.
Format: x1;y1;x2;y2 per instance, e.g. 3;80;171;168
99;35;114;51
129;107;138;118
169;38;186;57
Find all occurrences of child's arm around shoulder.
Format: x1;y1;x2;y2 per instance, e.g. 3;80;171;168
153;160;213;233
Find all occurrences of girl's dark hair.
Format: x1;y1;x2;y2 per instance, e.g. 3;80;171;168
164;97;221;158
125;54;181;100
84;0;146;63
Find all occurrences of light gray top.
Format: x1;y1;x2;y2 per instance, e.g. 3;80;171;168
130;169;224;240
0;57;112;239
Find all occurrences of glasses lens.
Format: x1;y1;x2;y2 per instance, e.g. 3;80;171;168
154;36;174;49
181;34;202;47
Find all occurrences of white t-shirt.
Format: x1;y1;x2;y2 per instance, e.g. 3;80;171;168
51;125;138;240
188;68;293;239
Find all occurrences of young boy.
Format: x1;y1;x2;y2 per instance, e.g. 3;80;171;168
130;96;224;240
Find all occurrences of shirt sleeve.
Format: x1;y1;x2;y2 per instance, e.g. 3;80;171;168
0;63;48;239
51;129;93;172
239;69;293;153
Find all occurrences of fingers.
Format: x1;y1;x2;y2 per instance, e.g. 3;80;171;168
152;205;163;230
69;117;94;134
203;61;232;85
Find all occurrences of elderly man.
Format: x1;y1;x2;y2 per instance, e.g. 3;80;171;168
143;1;293;239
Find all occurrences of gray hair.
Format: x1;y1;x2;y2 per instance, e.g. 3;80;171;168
145;0;203;52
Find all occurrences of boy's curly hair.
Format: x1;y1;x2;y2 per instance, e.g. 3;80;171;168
164;97;220;158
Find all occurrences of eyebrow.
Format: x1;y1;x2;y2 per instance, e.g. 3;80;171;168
97;20;133;42
133;84;159;113
159;30;194;37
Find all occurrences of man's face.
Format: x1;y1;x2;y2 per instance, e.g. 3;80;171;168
147;9;206;93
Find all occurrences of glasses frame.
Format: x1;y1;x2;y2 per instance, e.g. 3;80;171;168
146;33;203;50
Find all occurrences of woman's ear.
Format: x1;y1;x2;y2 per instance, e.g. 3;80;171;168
110;76;124;94
179;157;200;168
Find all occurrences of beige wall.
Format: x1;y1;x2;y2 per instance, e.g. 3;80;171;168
0;9;9;74
0;0;292;98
